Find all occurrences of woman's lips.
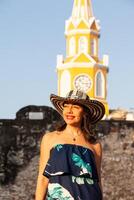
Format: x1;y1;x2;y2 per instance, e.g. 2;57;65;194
65;115;75;120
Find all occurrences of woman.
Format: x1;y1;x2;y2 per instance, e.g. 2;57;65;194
35;90;105;200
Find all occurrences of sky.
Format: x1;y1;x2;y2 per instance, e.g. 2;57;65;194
0;0;134;119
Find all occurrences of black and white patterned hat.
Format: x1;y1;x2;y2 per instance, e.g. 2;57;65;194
50;90;105;124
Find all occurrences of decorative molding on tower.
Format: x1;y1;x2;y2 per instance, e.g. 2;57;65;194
65;0;100;36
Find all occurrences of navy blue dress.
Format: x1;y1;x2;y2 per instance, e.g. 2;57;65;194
43;144;102;200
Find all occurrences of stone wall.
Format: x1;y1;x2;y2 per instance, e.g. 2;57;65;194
0;106;61;185
101;127;134;200
0;106;134;199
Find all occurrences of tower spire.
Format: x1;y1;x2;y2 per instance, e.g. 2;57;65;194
71;0;93;21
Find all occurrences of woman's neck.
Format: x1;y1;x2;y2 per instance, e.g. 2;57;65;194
64;125;83;142
65;125;81;135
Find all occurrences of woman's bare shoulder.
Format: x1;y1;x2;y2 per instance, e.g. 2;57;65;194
41;131;59;148
91;140;102;155
43;130;57;137
93;139;102;146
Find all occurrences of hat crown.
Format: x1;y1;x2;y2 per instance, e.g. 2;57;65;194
66;90;89;101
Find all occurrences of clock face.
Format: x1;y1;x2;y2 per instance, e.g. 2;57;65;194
74;74;92;92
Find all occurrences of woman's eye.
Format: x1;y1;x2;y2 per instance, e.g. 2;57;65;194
73;105;80;109
63;104;69;108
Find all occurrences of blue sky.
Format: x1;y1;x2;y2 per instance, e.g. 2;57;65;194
0;0;134;119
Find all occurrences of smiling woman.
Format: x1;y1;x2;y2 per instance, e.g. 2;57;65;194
63;103;83;123
62;103;84;141
35;89;105;200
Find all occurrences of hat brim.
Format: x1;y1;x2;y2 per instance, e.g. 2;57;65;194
50;94;105;124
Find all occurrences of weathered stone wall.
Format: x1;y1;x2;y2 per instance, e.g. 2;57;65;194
0;107;134;199
101;127;134;200
0;106;61;185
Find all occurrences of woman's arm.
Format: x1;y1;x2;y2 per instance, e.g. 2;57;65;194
93;141;103;197
35;133;51;200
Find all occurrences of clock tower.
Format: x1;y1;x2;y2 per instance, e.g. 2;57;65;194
56;0;109;116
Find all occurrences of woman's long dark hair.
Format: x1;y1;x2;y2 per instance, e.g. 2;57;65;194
55;105;97;144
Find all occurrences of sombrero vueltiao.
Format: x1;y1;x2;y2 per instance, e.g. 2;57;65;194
50;90;105;124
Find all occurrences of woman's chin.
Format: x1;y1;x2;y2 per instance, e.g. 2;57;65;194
65;120;80;126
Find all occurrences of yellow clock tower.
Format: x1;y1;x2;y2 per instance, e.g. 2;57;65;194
56;0;109;116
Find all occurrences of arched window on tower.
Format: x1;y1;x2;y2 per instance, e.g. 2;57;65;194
95;71;105;98
60;70;71;97
78;36;88;53
69;37;76;56
91;38;97;56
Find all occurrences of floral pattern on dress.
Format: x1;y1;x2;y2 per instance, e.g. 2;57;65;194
47;183;74;200
54;144;63;151
72;176;94;185
71;153;92;177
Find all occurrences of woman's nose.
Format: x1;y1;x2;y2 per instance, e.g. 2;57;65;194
67;106;73;113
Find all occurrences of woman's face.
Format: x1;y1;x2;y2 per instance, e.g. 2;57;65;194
62;103;84;126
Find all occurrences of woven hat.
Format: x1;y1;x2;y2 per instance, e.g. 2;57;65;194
50;90;105;124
